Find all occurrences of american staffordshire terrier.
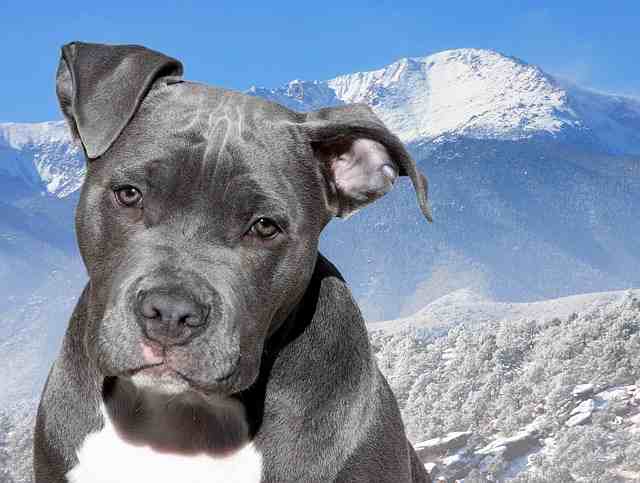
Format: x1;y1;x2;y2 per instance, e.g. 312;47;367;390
33;41;433;482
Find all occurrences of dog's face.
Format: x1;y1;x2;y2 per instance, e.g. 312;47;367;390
57;42;432;396
76;85;326;395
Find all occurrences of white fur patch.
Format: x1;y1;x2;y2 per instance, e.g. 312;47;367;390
67;404;262;483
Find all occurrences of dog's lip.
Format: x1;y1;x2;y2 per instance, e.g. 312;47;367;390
121;362;167;377
173;366;239;391
119;363;238;395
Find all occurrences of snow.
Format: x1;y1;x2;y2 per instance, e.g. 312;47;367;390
367;288;640;334
572;384;595;398
596;386;631;402
475;428;539;457
565;411;592;427
414;431;472;455
4;48;640;201
329;49;579;144
0;121;83;197
375;295;640;480
570;399;595;416
441;348;457;363
629;413;640;432
252;48;640;154
0;120;71;150
441;452;465;466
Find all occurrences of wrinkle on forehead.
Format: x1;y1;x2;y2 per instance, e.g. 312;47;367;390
200;96;250;187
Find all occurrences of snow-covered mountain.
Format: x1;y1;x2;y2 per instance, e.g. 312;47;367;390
0;120;83;197
3;48;639;323
4;48;640;198
250;49;640;153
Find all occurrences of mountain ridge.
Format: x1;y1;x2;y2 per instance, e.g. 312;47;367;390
249;48;640;154
2;48;639;199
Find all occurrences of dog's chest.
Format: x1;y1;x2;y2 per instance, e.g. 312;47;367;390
66;405;263;483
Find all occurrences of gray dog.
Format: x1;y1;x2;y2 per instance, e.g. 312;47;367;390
33;42;432;483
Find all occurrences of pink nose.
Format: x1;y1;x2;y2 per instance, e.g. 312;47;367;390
141;342;164;364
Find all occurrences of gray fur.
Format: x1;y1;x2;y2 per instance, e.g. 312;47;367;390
34;41;431;482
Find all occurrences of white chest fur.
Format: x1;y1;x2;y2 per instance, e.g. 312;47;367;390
67;404;263;483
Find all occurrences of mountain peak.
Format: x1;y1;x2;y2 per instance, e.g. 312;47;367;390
249;48;640;153
326;48;580;143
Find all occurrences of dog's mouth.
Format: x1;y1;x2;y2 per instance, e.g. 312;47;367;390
118;357;240;396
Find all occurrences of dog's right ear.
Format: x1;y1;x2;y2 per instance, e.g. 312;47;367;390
56;41;183;160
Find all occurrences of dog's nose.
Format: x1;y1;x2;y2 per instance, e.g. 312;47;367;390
137;290;209;345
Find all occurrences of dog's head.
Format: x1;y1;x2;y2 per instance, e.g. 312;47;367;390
57;41;432;396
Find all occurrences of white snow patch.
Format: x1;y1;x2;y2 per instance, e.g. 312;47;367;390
565;411;592;428
415;431;472;451
596;386;630;402
570;399;595;416
572;384;595;398
475;428;539;457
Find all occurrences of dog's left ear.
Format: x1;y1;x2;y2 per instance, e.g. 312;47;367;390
300;104;432;221
56;41;183;159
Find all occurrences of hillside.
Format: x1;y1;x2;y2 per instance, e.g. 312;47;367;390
371;288;640;481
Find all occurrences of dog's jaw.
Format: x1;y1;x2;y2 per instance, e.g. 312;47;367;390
67;403;263;483
130;369;191;395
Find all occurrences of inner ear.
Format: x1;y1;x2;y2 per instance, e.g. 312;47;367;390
314;137;399;218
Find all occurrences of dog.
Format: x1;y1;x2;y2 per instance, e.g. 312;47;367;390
33;41;433;483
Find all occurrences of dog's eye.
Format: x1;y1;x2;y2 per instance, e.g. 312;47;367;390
114;186;143;207
250;217;280;239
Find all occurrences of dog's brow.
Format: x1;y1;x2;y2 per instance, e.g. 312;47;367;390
110;159;177;187
220;173;289;220
110;164;147;184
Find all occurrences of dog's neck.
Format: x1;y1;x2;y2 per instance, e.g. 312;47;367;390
238;252;335;437
102;376;250;456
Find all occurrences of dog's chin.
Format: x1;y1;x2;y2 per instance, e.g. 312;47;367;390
121;363;241;397
129;367;191;395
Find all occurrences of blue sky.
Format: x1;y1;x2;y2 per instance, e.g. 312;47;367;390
1;1;638;122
